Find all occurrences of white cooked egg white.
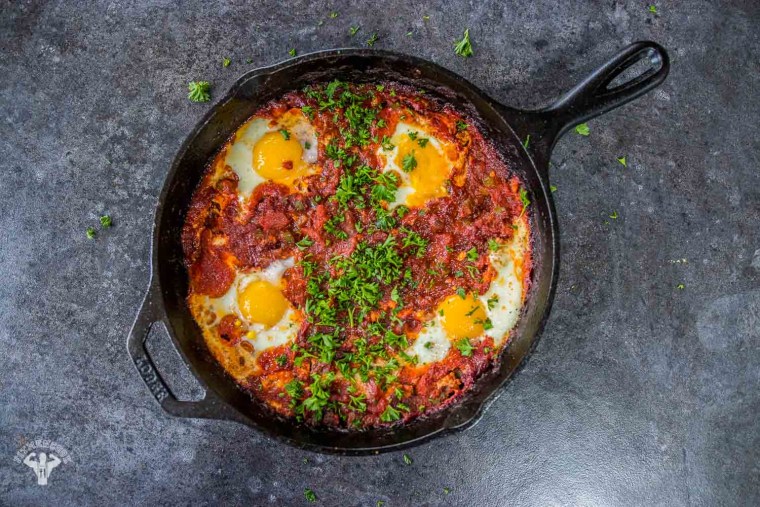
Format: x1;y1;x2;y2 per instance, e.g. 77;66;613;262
407;217;530;364
376;122;455;208
224;110;318;201
201;258;301;356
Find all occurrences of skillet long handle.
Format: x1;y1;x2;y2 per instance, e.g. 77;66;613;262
127;279;236;421
512;41;670;167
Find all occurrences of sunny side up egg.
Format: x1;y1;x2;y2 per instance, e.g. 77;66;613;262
376;122;462;208
409;218;530;364
224;109;319;200
189;258;301;364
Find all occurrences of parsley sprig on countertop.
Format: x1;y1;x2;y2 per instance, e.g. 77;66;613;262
454;29;473;57
187;81;210;103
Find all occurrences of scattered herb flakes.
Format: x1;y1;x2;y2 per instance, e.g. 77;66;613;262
289;48;297;57
617;156;627;167
574;122;590;136
329;11;339;18
423;15;430;21
304;488;317;502
488;239;499;252
648;4;657;13
402;453;413;465
349;25;360;36
280;129;291;140
522;134;530;149
100;215;112;228
609;210;619;219
367;32;379;47
454;28;473;57
222;57;231;68
187;81;211;103
669;258;688;264
550;185;558;193
455;120;468;132
406;31;413;37
443;487;451;495
456;287;467;299
246;58;253;64
86;227;96;239
377;502;385;507
676;283;685;290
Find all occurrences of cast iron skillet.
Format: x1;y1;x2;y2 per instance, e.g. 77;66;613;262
128;41;669;454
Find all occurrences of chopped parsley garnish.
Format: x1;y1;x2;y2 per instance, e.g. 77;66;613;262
519;188;530;216
367;33;378;47
550;185;558;192
522;134;530;149
488;239;499;252
279;129;291;140
349;25;360;36
676;283;685;290
617;156;627;167
455;120;468;132
648;5;657;13
487;294;499;310
609;210;619;219
222;57;231;68
304;488;317;502
407;131;418;141
456;288;467;299
187;81;211;103
301;105;315;119
456;338;474;357
403;454;413;465
275;354;287;366
296;237;314;250
100;215;112;228
574;123;590;136
466;247;478;262
424;341;434;349
454;28;473;57
288;48;297;57
401;152;417;173
329;11;339;18
381;136;395;151
86;227;96;239
380;404;402;422
417;138;429;148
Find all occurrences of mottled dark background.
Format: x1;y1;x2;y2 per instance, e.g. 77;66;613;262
1;1;759;505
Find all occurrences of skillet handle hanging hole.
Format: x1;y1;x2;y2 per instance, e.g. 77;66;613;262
127;282;220;420
545;41;670;137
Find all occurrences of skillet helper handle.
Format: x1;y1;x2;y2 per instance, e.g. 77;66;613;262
127;280;223;420
544;40;670;138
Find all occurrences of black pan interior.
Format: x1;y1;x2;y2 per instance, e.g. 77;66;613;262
154;50;556;453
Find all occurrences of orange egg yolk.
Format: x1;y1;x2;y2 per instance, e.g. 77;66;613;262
238;280;289;328
252;131;309;185
394;136;451;207
439;293;487;340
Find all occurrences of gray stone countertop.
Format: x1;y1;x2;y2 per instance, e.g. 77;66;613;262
1;1;758;505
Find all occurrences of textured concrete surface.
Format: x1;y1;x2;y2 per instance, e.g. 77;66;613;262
1;1;759;505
